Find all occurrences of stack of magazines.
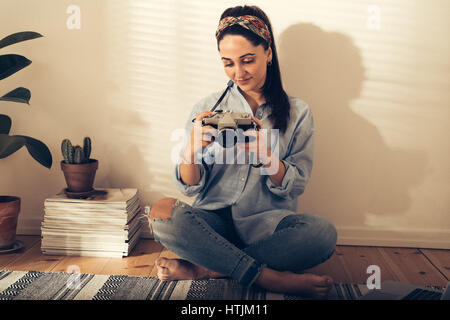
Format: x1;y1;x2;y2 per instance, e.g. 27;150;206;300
41;188;143;258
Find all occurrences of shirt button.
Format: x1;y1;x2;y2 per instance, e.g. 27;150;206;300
241;177;245;181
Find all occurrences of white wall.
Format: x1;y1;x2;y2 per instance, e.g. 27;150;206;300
0;0;448;248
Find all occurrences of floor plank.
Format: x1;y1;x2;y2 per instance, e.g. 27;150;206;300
3;236;449;288
307;245;400;284
306;248;353;283
50;255;111;275
420;249;450;280
2;239;65;272
100;239;164;276
0;235;40;269
378;247;447;286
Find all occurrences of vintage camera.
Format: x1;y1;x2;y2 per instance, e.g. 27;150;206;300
191;80;259;148
201;110;259;148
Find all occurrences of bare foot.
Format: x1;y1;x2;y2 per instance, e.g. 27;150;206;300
255;268;334;299
155;258;333;299
155;257;224;281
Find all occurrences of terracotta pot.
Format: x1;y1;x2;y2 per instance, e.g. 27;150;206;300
0;196;20;250
61;159;98;192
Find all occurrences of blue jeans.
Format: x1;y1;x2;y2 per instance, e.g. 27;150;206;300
151;200;337;287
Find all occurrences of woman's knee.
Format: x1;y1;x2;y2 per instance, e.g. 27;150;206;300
149;197;178;220
280;214;337;267
277;213;337;252
150;198;191;246
305;214;337;258
244;214;337;271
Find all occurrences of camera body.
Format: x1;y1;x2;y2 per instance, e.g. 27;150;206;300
201;110;258;148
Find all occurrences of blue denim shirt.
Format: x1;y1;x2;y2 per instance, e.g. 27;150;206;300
173;82;314;245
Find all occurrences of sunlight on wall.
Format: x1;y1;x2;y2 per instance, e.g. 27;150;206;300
2;0;447;246
100;0;448;245
103;0;228;203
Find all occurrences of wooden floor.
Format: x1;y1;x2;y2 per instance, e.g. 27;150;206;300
1;235;450;287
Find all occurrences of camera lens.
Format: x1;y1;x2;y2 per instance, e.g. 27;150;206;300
237;130;256;143
217;129;237;148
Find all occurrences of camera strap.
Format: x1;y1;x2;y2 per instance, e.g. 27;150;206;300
192;80;234;123
211;80;234;112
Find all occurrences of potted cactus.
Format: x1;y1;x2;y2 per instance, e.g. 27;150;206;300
60;137;98;198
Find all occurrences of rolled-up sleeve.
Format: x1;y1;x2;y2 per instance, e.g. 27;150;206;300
172;98;213;197
173;159;209;197
265;106;314;200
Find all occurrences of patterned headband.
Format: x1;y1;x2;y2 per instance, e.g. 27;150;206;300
216;15;272;45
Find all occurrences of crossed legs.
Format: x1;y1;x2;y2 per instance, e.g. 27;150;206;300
149;198;337;298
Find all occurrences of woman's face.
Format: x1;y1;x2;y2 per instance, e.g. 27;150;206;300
218;34;272;95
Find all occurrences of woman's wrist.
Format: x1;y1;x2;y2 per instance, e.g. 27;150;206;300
258;148;286;186
181;142;202;164
260;148;274;167
181;148;194;164
179;143;201;185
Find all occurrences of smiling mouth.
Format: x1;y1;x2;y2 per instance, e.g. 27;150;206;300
237;78;252;83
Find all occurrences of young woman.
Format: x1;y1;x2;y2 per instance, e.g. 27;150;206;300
149;5;337;299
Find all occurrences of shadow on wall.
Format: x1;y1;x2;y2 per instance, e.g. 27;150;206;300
94;113;159;204
278;23;428;229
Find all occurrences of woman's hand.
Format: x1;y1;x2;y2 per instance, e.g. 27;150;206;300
183;111;217;163
237;116;271;165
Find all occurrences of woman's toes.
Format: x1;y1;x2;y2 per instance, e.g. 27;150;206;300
154;258;223;281
315;275;334;288
156;268;168;280
155;258;172;281
154;258;196;281
155;257;169;268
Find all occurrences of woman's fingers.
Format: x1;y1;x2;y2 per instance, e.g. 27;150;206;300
191;125;216;146
201;126;217;143
194;111;213;124
190;113;216;153
237;130;258;150
237;129;268;158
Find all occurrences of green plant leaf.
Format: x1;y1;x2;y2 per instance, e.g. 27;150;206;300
0;134;26;158
0;134;52;168
0;114;12;134
0;32;43;49
15;135;52;169
0;87;30;104
0;54;32;80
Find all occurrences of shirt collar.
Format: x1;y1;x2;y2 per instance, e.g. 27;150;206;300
231;81;267;114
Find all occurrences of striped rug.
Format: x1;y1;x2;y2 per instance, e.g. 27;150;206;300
0;270;369;300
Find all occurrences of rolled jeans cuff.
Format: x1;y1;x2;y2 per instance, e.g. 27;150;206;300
232;257;266;288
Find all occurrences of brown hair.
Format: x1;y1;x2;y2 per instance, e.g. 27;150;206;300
217;5;290;134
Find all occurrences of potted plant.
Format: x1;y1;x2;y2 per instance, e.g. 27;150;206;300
0;31;52;250
61;137;98;198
